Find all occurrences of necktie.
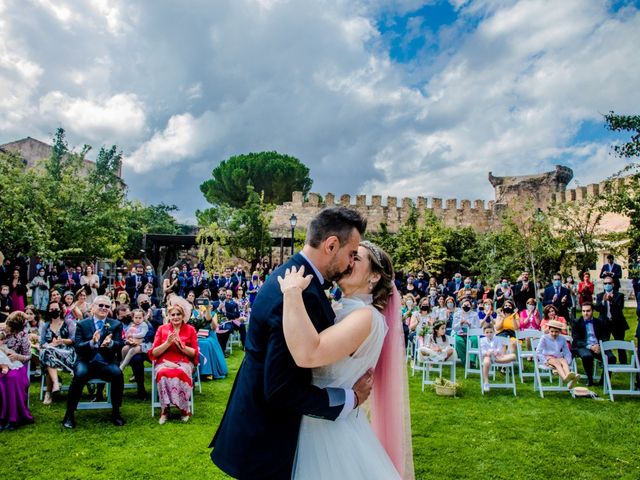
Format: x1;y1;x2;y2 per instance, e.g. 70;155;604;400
97;320;104;331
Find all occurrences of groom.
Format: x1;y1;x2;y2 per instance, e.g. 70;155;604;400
210;207;373;479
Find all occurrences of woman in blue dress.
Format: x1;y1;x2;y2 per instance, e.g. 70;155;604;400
188;294;227;380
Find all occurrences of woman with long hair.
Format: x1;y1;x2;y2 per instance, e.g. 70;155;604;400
278;241;414;479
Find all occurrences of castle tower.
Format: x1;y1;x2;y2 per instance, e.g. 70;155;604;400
488;165;573;210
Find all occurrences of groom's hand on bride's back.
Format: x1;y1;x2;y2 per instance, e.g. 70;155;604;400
353;368;374;407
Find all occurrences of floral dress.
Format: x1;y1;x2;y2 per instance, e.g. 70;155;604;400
39;320;77;373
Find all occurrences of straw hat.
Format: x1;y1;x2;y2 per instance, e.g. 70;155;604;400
547;320;564;331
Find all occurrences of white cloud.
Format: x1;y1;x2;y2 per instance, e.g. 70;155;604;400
38;91;146;142
0;0;638;219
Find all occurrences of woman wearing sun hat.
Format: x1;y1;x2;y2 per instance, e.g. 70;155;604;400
535;319;578;389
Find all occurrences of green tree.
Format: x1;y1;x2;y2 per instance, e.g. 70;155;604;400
603;112;640;253
200;151;312;207
0;151;53;258
369;207;447;275
123;202;182;258
197;187;274;270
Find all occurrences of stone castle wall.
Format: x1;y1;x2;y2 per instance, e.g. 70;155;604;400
270;166;627;235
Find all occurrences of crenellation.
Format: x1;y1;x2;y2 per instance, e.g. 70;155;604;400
271;165;619;235
325;192;335;206
292;191;304;206
307;193;320;206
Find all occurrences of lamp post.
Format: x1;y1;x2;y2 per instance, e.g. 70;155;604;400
289;214;297;257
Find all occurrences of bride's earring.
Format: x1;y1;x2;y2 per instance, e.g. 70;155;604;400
368;280;374;291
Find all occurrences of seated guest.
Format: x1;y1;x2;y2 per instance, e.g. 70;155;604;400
150;297;199;424
119;309;152;372
0;312;33;430
540;305;568;335
452;298;479;360
571;303;615;386
456;277;478;306
62;291;82;321
536;319;578;389
189;296;227;380
217;289;246;349
409;298;432;345
232;287;249;346
73;289;91;319
40;301;77;405
62;296;125;428
418;319;456;363
480;321;516;393
519;299;541;330
477;299;497;323
496;300;519;343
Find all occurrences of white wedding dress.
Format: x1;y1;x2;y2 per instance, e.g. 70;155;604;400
292;294;401;480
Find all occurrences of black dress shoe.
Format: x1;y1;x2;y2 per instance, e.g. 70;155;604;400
62;415;76;429
586;379;594;387
4;422;17;431
136;390;149;401
111;414;125;427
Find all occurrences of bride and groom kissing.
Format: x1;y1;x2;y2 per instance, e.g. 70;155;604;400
210;207;414;479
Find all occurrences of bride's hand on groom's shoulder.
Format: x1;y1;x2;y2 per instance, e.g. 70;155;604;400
277;265;314;294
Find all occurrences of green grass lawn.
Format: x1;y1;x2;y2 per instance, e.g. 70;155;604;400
2;311;639;480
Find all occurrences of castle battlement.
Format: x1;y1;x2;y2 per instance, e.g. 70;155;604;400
270;165;626;235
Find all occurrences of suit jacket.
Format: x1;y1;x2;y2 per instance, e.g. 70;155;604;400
125;274;144;300
210;253;346;479
571;316;608;350
514;281;536;311
187;276;208;298
74;317;124;365
599;262;622;289
595;291;629;332
542;285;571;319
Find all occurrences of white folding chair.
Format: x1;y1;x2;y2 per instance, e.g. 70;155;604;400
411;337;427;377
151;362;195;417
406;336;415;365
480;336;517;396
531;336;577;398
421;336;457;392
464;328;483;378
600;340;640;402
516;329;542;383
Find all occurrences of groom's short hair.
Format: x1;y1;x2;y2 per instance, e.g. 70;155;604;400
306;207;367;248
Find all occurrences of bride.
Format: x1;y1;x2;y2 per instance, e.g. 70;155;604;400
278;241;414;480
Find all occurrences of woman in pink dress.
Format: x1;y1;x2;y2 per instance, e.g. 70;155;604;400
150;298;199;424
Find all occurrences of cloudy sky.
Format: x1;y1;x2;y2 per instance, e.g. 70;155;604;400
2;0;639;223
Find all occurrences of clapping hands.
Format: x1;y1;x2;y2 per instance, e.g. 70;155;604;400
277;265;313;294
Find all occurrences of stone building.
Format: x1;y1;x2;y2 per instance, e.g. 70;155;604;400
0;136;123;178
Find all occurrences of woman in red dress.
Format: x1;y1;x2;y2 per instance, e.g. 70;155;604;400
577;271;594;307
150;297;199;424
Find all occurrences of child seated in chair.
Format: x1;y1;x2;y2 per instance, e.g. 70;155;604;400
119;309;151;371
480;321;516;392
418;320;456;363
535;319;578;389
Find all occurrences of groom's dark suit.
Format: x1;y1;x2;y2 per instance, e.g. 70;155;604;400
210;253;348;479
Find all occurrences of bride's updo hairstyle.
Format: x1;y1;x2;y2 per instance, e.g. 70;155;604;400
360;241;394;311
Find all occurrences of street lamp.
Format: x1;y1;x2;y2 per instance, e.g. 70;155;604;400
289;214;297;256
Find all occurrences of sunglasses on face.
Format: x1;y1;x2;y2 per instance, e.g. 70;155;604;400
97;304;110;309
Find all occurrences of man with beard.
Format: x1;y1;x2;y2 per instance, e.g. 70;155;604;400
210;207;374;480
